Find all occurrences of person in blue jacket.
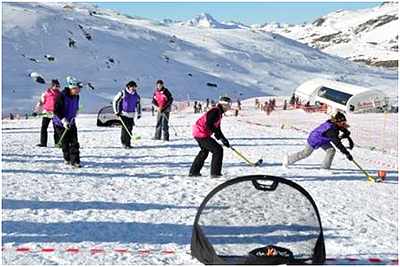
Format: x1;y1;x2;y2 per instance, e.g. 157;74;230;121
53;76;81;168
113;81;141;149
283;112;354;169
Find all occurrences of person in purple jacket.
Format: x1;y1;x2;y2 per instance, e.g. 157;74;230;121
53;76;81;168
112;81;142;149
283;112;354;169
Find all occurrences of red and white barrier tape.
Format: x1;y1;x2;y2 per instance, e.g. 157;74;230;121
2;246;180;256
326;257;398;264
2;246;398;264
356;156;398;170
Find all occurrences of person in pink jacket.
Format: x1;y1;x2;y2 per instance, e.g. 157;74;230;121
189;96;231;178
152;80;174;141
35;79;61;147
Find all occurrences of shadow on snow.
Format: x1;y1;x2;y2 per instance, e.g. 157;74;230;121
2;220;341;245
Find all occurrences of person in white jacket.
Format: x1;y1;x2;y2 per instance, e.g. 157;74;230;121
112;81;141;149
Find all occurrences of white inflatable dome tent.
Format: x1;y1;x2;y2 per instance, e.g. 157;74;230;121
295;78;387;113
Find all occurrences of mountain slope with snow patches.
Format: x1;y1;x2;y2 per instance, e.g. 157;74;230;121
262;2;398;68
2;2;397;115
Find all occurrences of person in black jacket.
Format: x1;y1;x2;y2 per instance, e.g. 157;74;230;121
189;96;231;178
152;80;173;141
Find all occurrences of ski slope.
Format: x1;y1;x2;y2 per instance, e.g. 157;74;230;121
2;2;398;116
2;103;398;264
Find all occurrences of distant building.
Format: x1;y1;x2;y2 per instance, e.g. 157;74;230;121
295;78;387;113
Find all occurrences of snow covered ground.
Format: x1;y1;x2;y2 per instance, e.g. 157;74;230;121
2;103;398;264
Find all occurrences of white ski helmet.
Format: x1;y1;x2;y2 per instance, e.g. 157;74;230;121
66;76;79;88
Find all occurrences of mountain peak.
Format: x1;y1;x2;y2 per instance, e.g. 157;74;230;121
185;13;242;29
187;13;220;28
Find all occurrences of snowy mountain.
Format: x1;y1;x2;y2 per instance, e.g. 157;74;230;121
2;2;397;115
181;13;241;29
262;2;398;68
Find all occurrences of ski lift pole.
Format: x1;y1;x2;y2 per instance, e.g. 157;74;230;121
352;159;376;182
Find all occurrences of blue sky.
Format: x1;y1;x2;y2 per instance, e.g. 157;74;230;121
95;2;381;25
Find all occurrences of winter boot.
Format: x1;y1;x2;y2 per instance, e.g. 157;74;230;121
72;163;81;168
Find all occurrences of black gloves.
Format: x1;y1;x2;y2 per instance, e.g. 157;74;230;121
347;137;354;150
221;138;230;148
340;128;354;150
137;114;141;119
340;128;351;139
346;153;353;161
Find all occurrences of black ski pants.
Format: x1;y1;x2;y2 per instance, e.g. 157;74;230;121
154;111;170;141
120;116;134;146
190;137;223;176
55;124;80;164
39;117;59;146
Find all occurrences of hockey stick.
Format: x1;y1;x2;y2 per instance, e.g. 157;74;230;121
161;112;178;137
352;159;380;182
230;146;263;167
55;127;69;148
119;117;141;142
55;118;76;148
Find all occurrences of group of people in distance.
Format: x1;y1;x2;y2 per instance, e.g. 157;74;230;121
35;77;354;175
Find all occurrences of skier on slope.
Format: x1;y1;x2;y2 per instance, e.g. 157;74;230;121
53;76;81;168
189;96;232;178
152;80;173;141
283;111;354;169
112;81;142;149
35;79;61;147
